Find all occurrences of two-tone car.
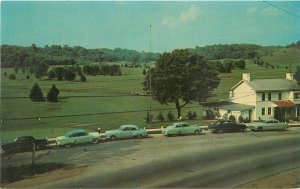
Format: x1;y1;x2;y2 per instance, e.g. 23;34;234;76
56;130;100;147
162;122;202;136
249;119;289;131
208;119;246;133
0;136;49;154
105;125;148;141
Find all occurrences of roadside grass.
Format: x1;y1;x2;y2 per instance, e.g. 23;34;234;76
1;48;299;142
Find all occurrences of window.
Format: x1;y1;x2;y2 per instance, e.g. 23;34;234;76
268;107;272;115
278;93;282;100
130;127;137;131
262;108;265;115
295;93;300;99
268;93;271;101
262;93;265;101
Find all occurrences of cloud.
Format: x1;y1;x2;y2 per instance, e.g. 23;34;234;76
162;5;201;27
246;6;280;16
179;5;201;23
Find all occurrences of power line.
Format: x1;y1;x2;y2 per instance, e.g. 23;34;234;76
1;105;201;121
263;0;300;18
289;0;300;8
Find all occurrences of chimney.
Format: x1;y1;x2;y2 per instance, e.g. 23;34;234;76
242;73;251;82
286;73;293;81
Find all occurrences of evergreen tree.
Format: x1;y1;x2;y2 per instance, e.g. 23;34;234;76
157;111;165;122
29;83;43;102
47;84;59;102
9;74;16;80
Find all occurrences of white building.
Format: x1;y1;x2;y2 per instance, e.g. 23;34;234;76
204;73;300;122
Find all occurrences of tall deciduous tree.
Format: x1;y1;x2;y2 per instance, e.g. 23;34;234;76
29;83;43;102
143;49;220;118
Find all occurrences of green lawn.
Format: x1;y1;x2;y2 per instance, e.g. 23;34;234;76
0;66;202;142
1;47;299;142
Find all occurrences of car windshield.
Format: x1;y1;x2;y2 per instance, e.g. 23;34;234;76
215;120;222;125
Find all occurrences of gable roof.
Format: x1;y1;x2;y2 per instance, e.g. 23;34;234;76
202;101;254;111
231;79;299;92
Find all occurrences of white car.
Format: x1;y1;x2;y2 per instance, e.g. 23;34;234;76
249;119;289;131
56;130;100;147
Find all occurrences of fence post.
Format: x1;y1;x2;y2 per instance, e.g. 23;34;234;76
32;141;36;168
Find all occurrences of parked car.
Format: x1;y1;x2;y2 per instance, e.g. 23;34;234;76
162;122;202;136
249;119;289;131
0;136;49;154
208;120;246;133
56;130;100;147
105;125;148;141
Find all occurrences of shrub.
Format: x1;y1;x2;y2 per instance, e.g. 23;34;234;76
26;74;30;79
157;111;165;122
167;111;175;121
192;112;198;120
186;111;193;120
9;74;16;80
238;115;244;123
144;111;153;123
29;83;43;102
47;84;59;102
3;72;7;76
229;115;236;122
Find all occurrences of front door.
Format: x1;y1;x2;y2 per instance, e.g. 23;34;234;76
248;110;252;122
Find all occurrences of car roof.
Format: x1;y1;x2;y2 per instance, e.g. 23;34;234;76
65;129;87;135
120;125;139;128
173;122;188;125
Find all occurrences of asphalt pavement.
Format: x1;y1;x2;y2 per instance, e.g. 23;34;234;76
2;128;300;188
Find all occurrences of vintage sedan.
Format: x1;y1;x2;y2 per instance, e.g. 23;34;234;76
249;119;289;131
56;130;100;147
208;120;246;133
105;125;148;141
1;136;49;154
162;122;202;136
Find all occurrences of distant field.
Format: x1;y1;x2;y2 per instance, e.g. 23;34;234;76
1;47;299;142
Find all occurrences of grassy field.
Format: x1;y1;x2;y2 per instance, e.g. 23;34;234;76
1;47;299;142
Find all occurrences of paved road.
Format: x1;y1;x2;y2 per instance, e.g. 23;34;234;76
2;128;300;188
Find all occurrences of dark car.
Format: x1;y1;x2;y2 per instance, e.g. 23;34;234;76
0;136;49;154
208;120;246;133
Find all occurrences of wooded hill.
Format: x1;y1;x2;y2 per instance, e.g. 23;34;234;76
1;41;299;68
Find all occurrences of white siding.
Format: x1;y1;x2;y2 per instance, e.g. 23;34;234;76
231;82;256;106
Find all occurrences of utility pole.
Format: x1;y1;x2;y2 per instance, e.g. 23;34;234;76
148;24;152;127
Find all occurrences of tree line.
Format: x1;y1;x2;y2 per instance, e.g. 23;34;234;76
0;44;160;68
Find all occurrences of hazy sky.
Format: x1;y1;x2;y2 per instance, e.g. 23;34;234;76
1;1;300;52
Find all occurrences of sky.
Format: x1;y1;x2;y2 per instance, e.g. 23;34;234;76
1;1;300;52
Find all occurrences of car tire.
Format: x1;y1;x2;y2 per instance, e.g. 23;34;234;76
194;130;200;135
258;127;263;132
65;143;72;148
91;138;98;144
240;128;245;132
218;129;224;134
137;134;142;139
111;136;117;141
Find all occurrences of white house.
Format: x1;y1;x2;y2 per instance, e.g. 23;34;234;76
205;73;300;122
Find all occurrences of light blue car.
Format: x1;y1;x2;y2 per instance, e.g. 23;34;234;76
56;130;100;147
162;122;202;136
105;125;148;141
